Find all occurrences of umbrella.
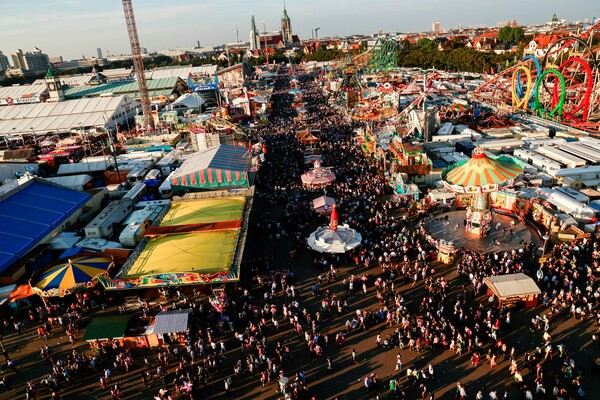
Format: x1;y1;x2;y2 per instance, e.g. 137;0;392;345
34;256;112;293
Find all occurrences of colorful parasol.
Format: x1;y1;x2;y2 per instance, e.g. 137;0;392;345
34;256;112;293
443;147;523;189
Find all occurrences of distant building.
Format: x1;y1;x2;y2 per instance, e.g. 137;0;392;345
11;47;50;73
249;16;260;51
432;20;441;33
48;56;64;64
281;6;293;47
44;67;65;102
0;51;9;72
97;47;103;59
11;49;25;70
548;13;562;26
53;57;107;70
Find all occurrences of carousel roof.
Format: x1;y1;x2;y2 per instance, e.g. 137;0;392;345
301;167;336;186
307;224;362;254
442;147;523;188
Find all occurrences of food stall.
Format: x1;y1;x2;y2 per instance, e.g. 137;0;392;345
483;273;541;308
83;314;136;350
145;309;192;347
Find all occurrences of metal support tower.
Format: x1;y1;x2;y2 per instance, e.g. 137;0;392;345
122;0;154;132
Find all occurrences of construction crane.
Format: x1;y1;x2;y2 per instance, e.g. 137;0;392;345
122;0;154;132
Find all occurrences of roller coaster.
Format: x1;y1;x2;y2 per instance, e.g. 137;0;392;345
473;22;600;133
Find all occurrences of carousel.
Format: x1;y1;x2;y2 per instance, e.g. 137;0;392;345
301;160;336;191
442;147;523;236
307;205;362;253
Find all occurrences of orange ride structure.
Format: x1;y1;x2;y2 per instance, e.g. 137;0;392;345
441;147;523;236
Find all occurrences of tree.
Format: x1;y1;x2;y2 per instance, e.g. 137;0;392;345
498;26;525;43
417;38;437;52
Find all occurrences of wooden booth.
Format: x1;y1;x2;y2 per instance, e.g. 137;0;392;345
483;273;541;308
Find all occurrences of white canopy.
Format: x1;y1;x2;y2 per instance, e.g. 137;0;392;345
484;273;541;298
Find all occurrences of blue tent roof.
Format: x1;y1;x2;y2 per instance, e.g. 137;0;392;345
0;181;91;273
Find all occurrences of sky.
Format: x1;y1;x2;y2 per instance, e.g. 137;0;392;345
0;0;598;61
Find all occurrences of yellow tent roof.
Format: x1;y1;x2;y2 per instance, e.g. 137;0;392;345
124;231;238;277
161;197;245;226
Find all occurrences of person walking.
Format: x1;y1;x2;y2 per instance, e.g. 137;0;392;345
395;353;402;372
352;349;358;363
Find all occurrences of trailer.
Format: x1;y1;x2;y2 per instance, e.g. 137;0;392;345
155;150;182;176
119;206;163;247
84;198;134;239
477;138;524;151
123;182;148;203
560;144;600;165
535;146;587;168
126;162;155;184
555;186;590;204
437;123;454;135
550;165;600;179
512;149;562;174
523;137;566;149
538;188;596;222
143;169;162;187
576;141;600;157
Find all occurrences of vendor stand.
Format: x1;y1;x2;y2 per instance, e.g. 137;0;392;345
83;314;137;351
483;273;541;308
145;309;192;347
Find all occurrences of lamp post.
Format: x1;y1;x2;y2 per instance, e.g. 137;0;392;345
542;234;550;256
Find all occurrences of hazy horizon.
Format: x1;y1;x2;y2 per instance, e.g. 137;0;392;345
1;0;598;61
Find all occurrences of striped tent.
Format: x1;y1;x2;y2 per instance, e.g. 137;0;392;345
443;148;523;188
34;256;112;294
169;145;252;191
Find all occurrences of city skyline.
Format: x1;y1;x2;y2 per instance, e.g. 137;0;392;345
0;0;598;60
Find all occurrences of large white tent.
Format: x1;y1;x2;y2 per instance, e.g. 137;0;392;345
0;95;140;135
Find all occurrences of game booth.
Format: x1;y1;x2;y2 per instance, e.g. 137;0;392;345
483;273;541;308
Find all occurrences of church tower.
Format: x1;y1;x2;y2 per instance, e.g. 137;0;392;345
281;4;293;47
44;67;64;102
249;15;260;51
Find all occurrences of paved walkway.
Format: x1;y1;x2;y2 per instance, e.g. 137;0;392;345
424;211;541;253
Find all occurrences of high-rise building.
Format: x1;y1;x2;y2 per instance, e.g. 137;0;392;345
281;6;293;47
432;20;441;33
0;51;9;72
11;47;50;73
97;48;103;59
11;49;26;70
249;15;260;51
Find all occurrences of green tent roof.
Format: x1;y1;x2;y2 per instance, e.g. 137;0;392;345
63;77;179;100
82;314;133;341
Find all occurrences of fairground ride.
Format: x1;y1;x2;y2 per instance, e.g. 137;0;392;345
473;22;600;133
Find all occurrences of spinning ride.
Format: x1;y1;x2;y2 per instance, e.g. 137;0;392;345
441;147;523;236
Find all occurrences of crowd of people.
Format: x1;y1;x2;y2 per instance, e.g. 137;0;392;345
1;66;599;400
